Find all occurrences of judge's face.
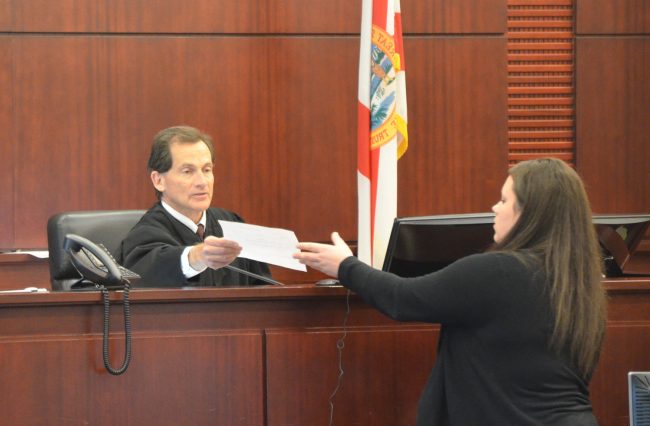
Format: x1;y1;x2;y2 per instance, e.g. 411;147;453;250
491;176;520;243
151;141;214;223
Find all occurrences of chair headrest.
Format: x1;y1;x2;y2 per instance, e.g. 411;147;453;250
47;210;145;290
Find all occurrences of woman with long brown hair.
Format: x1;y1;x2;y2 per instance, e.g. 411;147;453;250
294;158;607;425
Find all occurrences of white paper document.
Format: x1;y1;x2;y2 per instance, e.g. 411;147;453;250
0;287;49;294
218;221;307;272
4;250;49;259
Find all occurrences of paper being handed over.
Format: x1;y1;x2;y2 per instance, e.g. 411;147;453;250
218;221;306;272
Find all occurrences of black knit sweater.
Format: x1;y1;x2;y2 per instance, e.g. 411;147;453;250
338;252;597;426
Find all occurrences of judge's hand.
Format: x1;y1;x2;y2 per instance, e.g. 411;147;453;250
294;232;353;278
189;236;242;270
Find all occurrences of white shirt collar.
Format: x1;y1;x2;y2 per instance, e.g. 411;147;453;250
160;201;206;233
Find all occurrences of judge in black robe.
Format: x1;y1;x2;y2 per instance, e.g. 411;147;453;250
117;202;271;287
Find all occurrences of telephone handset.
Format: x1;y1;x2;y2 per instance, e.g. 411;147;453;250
63;233;136;375
64;234;140;288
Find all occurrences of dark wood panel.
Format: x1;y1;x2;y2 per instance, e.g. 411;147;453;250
592;280;650;425
0;290;400;338
601;285;650;322
2;0;505;34
407;0;507;34
11;36;359;247
12;35;510;249
576;0;650;34
0;332;264;426
224;37;358;242
0;0;8;31
0;281;649;426
590;323;650;425
399;37;508;215
13;36;158;248
266;326;437;426
4;0;357;34
0;287;427;425
0;255;50;290
575;38;650;213
0;37;12;248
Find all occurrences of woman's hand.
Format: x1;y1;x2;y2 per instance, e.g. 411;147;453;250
294;232;353;277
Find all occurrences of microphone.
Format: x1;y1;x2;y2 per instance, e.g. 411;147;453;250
225;264;285;286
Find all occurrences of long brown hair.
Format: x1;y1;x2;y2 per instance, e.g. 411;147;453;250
494;158;606;377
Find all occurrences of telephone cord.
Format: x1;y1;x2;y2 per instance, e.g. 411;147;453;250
100;281;132;375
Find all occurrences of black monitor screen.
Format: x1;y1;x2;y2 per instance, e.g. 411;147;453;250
381;213;650;278
382;213;495;277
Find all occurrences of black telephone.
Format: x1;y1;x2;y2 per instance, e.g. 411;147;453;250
63;233;137;375
64;234;140;288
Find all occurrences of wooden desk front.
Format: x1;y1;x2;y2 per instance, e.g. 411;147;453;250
0;286;436;425
1;280;649;426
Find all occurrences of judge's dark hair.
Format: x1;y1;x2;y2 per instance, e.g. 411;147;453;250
148;125;215;200
493;158;606;379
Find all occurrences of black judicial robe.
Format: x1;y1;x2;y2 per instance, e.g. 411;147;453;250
117;202;271;287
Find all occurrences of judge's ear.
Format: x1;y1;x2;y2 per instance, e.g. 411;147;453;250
151;171;166;193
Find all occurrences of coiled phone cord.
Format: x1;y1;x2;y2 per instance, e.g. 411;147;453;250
100;281;132;375
328;289;351;426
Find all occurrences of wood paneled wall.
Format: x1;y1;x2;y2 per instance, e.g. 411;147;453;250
0;0;509;250
576;0;650;214
0;0;648;251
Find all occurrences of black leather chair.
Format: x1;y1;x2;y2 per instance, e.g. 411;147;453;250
47;210;145;291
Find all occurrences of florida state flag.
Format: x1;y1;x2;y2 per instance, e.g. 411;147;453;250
357;0;408;267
